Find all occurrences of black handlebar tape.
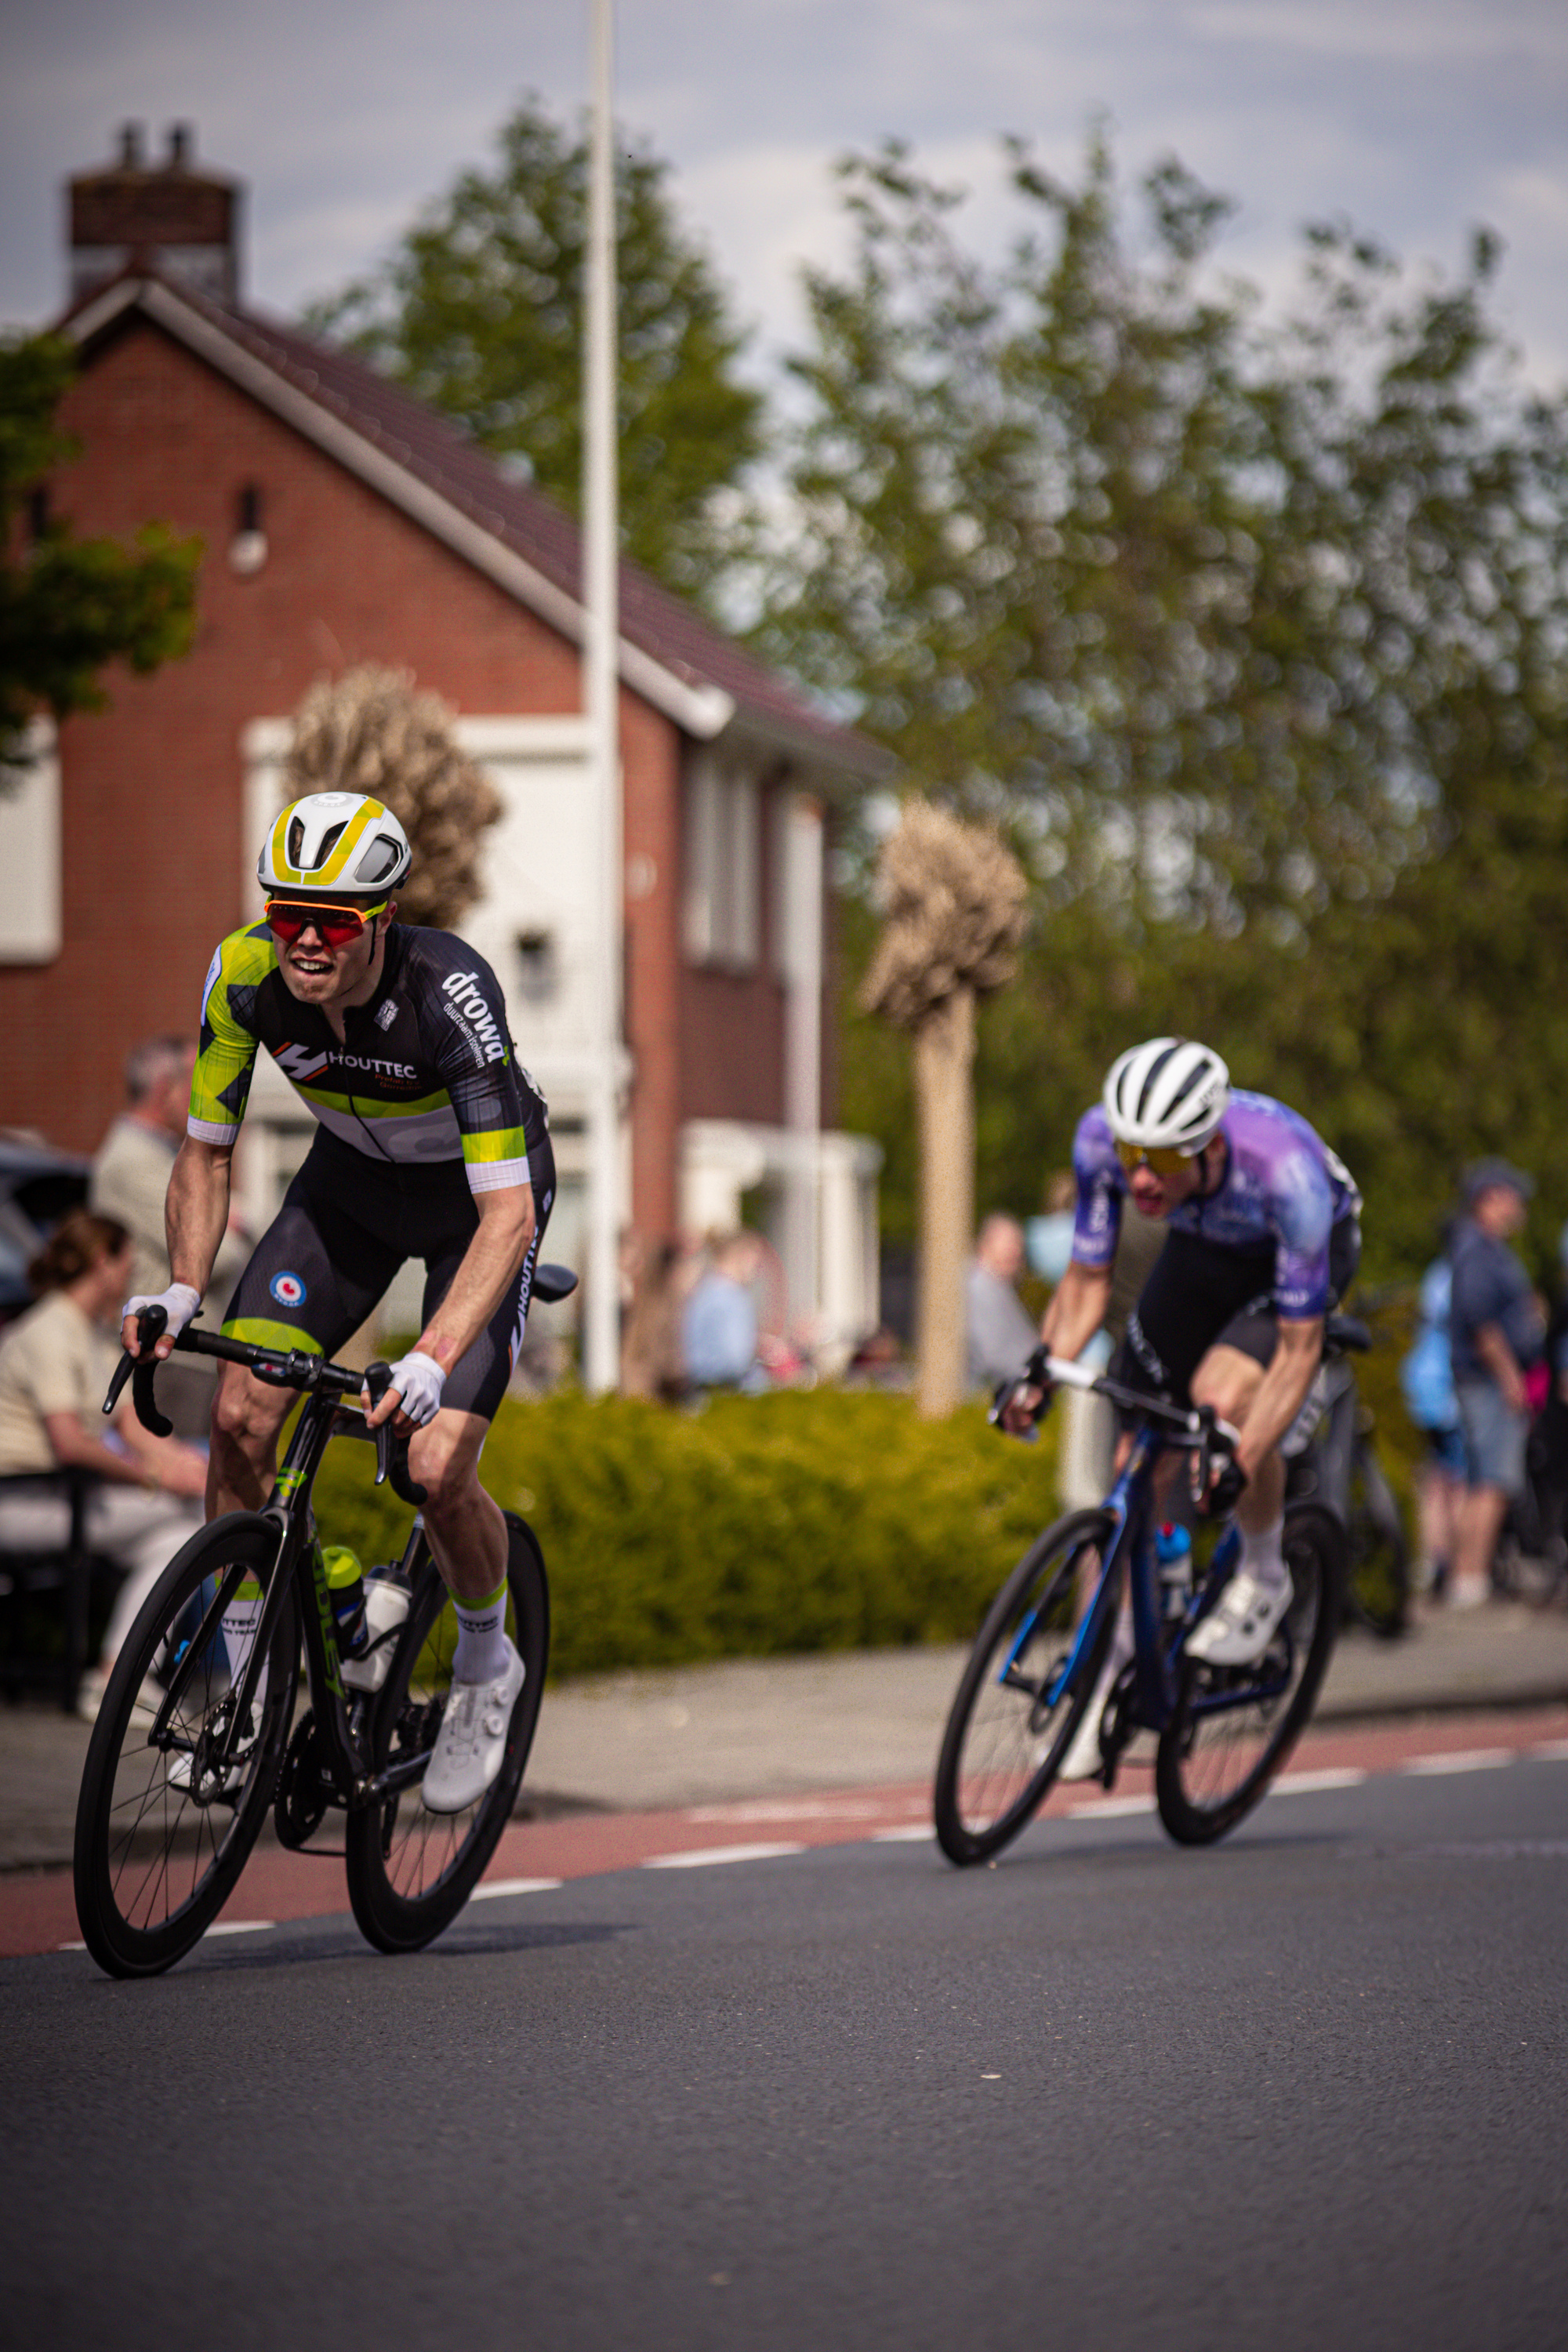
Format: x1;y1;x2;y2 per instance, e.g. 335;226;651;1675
103;1304;174;1436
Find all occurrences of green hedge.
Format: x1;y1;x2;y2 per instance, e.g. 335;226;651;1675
310;1389;1063;1679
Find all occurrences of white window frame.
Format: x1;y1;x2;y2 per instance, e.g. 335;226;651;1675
0;719;62;964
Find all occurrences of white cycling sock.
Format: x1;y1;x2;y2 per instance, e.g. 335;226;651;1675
451;1577;511;1685
1240;1517;1287;1588
220;1576;268;1731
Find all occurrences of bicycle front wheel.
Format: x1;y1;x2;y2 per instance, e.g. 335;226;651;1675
934;1510;1116;1867
1155;1501;1344;1846
73;1515;299;1978
344;1512;548;1954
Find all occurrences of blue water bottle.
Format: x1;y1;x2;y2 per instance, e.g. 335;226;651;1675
1155;1522;1192;1621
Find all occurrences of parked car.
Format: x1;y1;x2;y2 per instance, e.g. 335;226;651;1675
0;1133;93;1327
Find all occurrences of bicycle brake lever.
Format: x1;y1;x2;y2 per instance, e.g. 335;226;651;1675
103;1306;174;1436
364;1361;429;1508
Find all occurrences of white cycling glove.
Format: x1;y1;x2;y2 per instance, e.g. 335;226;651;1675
383;1350;447;1428
122;1283;201;1345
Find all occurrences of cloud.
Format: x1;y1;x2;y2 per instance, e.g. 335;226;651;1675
2;0;1563;390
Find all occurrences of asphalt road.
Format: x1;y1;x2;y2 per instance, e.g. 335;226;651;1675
5;1757;1566;2352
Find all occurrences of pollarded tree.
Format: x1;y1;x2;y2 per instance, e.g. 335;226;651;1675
303;95;767;610
282;665;501;931
861;800;1028;1415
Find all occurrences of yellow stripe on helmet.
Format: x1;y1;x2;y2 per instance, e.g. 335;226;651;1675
314;797;386;886
268;807;303;887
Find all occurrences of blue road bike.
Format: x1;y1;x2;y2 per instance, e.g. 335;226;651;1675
934;1353;1346;1864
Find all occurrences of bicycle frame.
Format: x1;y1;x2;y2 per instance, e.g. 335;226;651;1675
111;1319;429;1810
1006;1358;1283;1749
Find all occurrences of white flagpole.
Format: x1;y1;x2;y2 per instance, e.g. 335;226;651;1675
583;0;622;1393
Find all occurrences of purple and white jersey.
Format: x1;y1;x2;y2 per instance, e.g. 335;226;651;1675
1071;1090;1360;1321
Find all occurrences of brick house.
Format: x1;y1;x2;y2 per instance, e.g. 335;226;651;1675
0;129;887;1357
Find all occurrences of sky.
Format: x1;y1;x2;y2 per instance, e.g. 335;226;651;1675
2;0;1566;394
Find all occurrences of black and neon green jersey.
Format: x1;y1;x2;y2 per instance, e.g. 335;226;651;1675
188;922;546;1191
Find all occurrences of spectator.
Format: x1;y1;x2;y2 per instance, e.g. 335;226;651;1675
0;1210;207;1718
90;1035;249;1439
966;1214;1040;1392
1400;1248;1466;1600
683;1232;767;1392
1448;1160;1544;1610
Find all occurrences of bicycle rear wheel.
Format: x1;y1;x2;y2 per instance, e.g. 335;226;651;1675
934;1510;1116;1867
73;1515;298;1977
1155;1501;1344;1846
1345;1436;1409;1638
344;1512;548;1954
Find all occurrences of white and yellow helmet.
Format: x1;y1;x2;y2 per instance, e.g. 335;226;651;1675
258;793;412;898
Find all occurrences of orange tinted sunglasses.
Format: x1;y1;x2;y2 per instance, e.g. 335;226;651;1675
1114;1139;1191;1178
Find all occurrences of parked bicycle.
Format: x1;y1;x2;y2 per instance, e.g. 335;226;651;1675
1283;1312;1409;1638
934;1352;1345;1865
72;1277;575;1978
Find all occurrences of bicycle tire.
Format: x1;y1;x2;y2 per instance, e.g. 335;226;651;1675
934;1509;1117;1867
344;1512;549;1954
1345;1438;1409;1638
73;1514;298;1978
1155;1500;1345;1847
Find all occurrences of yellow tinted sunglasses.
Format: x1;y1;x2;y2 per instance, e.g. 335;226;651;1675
1114;1139;1191;1178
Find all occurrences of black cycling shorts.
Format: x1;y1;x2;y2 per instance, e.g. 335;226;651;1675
221;1127;556;1421
1115;1216;1361;1407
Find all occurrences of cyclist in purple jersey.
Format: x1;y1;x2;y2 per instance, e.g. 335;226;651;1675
1001;1040;1360;1769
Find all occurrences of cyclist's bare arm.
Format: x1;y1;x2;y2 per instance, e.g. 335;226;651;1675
121;1136;234;1359
1041;1261;1112;1362
363;1181;536;1432
1228;1315;1323;1483
999;1260;1112;1434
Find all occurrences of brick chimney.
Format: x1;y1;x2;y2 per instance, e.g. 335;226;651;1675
68;122;242;307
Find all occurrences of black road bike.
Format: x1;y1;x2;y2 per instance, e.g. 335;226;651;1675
73;1277;575;1978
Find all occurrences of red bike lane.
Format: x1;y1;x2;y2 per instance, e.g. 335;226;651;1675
11;1704;1567;1962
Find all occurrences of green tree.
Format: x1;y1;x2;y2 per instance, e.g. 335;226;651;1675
0;334;200;772
765;138;1568;1279
304;94;767;608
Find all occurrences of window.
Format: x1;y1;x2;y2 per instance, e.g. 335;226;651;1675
0;722;60;963
514;927;558;1004
684;753;760;968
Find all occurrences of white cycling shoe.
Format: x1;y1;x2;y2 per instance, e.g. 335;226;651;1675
422;1638;525;1814
1058;1617;1133;1783
1187;1564;1293;1667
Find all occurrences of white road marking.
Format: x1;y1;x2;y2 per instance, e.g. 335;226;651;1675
873;1824;936;1842
205;1919;276;1937
642;1842;807;1870
57;1941;85;1952
1068;1795;1157;1818
1273;1768;1369;1795
1529;1740;1568;1762
686;1797;920;1824
1401;1750;1515;1777
472;1877;564;1900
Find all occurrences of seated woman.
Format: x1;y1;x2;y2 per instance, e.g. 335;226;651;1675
0;1210;208;1719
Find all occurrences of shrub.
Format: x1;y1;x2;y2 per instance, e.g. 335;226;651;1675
310;1388;1063;1678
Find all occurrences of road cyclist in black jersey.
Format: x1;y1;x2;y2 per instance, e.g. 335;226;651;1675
122;789;555;1815
999;1037;1362;1781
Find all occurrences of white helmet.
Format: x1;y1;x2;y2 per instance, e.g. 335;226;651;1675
258;793;412;898
1102;1038;1230;1155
